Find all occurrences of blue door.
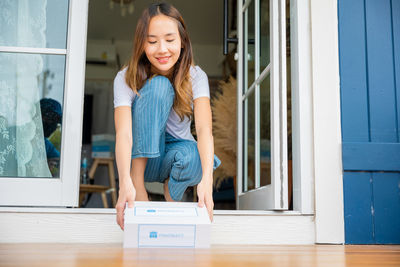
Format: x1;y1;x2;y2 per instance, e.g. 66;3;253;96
338;0;400;244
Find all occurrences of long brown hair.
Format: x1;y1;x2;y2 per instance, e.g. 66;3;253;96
125;2;193;121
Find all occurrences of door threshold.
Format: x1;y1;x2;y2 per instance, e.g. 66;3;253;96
0;207;311;216
0;207;315;244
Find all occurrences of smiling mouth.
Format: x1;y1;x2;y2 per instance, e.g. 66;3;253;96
156;56;170;64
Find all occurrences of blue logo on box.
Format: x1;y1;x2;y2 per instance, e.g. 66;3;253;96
149;231;158;238
147;209;156;213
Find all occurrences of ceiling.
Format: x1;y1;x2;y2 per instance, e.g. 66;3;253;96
87;0;224;45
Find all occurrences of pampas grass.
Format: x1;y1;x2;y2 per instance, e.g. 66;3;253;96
212;76;237;188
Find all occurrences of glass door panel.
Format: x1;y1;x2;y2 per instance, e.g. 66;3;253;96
245;90;256;191
237;0;288;210
0;0;89;206
260;0;270;69
243;0;256;192
0;53;66;178
0;0;69;48
259;0;271;187
0;0;69;179
260;75;271;187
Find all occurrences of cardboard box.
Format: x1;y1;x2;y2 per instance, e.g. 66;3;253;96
123;201;211;248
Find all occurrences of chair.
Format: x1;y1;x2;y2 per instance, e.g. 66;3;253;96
78;157;117;208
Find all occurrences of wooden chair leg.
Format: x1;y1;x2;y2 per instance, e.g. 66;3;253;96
79;193;86;207
89;158;99;182
101;192;108;208
108;160;117;207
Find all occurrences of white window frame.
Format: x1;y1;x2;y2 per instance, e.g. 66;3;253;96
0;0;89;207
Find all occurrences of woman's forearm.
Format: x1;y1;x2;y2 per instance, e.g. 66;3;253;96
196;127;214;181
115;132;133;187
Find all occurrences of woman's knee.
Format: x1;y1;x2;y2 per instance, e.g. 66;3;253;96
142;75;174;100
131;75;175;122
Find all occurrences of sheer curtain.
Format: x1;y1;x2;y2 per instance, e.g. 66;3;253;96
0;0;52;177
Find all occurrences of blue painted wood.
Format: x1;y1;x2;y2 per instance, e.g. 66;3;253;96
365;0;398;142
392;0;400;141
338;0;369;142
342;142;400;171
372;172;400;244
343;172;375;244
339;0;400;244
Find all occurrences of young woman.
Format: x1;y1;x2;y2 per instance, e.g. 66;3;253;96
114;2;220;230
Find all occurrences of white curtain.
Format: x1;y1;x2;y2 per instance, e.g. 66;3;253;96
0;0;52;177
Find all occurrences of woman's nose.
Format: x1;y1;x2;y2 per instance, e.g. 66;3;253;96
158;40;168;53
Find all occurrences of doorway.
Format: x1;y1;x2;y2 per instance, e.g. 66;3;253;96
79;0;293;211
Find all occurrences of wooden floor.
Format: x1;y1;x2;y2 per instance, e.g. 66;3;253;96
0;244;399;267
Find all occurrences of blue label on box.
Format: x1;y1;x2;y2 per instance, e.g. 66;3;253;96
134;207;198;217
138;224;196;248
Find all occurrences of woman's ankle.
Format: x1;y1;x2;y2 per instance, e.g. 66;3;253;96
163;179;175;202
135;187;149;201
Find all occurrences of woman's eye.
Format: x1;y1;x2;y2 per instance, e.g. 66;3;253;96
166;39;175;43
148;41;157;44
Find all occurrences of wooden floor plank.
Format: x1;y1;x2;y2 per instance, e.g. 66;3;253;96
0;244;399;267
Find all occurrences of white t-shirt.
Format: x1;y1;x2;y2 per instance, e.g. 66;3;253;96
113;65;210;141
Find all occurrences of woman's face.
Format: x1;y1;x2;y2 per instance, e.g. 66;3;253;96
144;14;182;76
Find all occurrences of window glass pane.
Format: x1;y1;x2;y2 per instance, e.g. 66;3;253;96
260;0;271;187
0;52;66;178
245;91;256;191
260;0;270;69
242;0;255;192
243;1;255;94
260;75;271;187
0;0;69;48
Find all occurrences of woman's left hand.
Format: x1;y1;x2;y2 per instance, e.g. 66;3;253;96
197;177;214;222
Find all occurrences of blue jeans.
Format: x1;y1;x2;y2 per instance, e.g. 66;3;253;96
131;75;221;201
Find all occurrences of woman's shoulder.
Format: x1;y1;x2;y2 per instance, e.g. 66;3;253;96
114;67;131;90
115;67;128;81
190;65;208;81
190;65;210;99
113;67;135;107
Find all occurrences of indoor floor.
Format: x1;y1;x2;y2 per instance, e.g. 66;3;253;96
0;244;399;266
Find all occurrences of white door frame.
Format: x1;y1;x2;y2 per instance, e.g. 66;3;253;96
0;0;89;207
0;0;344;244
237;0;344;243
310;0;344;244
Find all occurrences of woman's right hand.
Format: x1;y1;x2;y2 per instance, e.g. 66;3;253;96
115;177;136;231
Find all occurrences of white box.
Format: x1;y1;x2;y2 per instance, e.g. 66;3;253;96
123;201;211;248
